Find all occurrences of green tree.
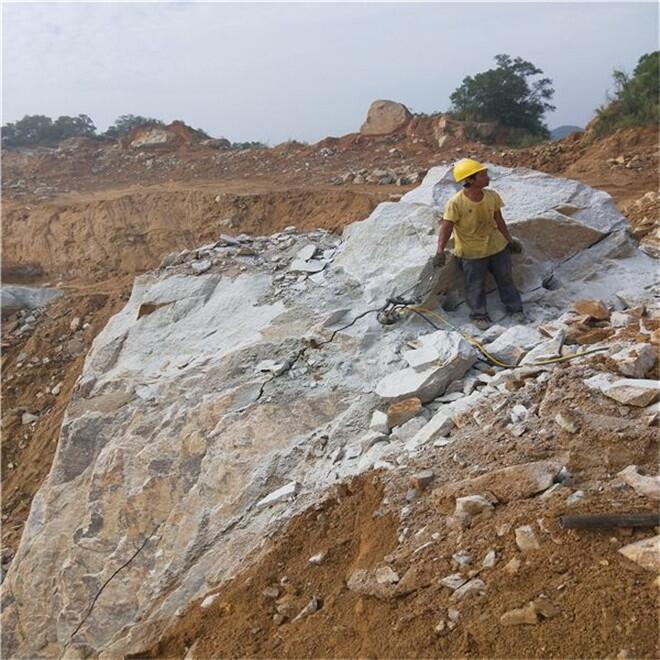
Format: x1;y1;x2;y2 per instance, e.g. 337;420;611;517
103;114;164;139
595;51;659;133
449;54;555;137
52;114;97;141
2;114;97;147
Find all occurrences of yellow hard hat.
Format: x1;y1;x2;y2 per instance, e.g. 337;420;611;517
453;158;487;182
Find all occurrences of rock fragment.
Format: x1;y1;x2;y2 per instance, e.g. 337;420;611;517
500;603;539;626
411;469;435;491
386;397;422;428
375;331;476;403
308;551;327;565
21;412;38;425
262;586;280;599
453;494;495;526
369;410;389;435
191;259;212;275
515;525;540;552
200;594;218;609
555;411;579;433
293;596;321;621
482;550;497;568
375;566;400;584
610;344;656;378
573;299;609;320
484;325;543;365
256;481;301;509
434;459;561;504
585;374;660;407
440;573;467;590
618;466;660;500
407;410;453;450
452;577;486;601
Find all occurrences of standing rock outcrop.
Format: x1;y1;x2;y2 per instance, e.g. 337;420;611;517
360;100;412;135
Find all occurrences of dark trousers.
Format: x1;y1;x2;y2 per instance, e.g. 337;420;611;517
460;247;523;319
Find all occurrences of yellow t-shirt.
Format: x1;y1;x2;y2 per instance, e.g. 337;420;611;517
443;189;508;259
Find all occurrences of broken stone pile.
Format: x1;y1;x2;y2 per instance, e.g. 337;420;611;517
622;190;660;259
605;153;655;170
3;164;659;658
1;286;61;334
331;165;424;186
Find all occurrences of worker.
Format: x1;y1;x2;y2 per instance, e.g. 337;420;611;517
433;158;524;330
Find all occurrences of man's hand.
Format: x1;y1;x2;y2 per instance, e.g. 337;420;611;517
509;238;523;254
433;252;446;268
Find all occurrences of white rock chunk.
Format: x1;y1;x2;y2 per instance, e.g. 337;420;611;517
452;577;486;601
406;410;454;451
334;202;445;305
255;359;289;376
515;525;540;552
619;535;660;572
369;410;390;435
376;332;476;403
610;344;656;378
484;325;544;366
511;404;529;423
610;311;632;328
618;466;660;500
256;481;301;509
308;551;327;565
482;550;497;568
290;259;325;274
200;594;218;609
21;412;38;425
191;260;212;275
440;573;467;590
454;495;494;524
590;376;660;407
375;566;400;584
296;244;318;261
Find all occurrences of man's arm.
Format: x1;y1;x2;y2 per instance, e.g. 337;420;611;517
436;219;454;254
493;209;513;243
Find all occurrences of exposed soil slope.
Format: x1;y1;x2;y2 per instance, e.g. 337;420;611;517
3;185;388;284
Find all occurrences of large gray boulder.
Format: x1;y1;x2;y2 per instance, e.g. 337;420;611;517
333;202;458;305
335;164;656;312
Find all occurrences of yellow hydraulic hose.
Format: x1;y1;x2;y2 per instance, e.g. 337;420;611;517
409;306;607;369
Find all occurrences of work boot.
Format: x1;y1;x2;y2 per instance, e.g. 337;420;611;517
511;311;526;323
472;317;492;331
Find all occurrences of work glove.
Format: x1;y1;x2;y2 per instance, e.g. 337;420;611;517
433;252;446;268
509;238;523;254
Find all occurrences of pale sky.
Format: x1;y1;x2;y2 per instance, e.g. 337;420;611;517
2;2;658;144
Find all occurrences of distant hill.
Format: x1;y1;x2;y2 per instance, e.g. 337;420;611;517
550;125;583;141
